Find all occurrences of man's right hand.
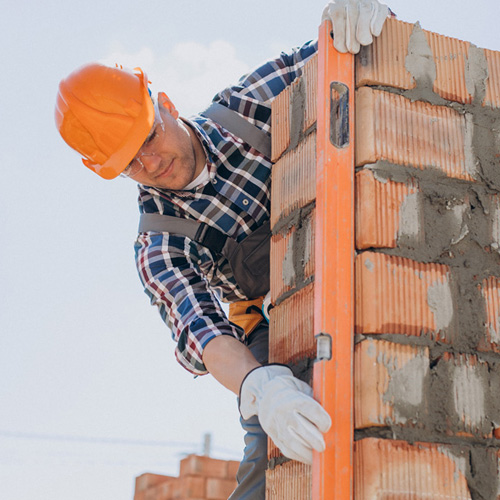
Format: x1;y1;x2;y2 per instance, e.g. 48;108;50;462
239;365;331;465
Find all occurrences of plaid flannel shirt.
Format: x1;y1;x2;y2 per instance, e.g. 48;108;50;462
134;40;318;375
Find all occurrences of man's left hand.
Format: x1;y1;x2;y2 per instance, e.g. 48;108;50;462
321;0;390;54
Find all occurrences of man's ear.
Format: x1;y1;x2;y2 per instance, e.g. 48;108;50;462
158;92;179;119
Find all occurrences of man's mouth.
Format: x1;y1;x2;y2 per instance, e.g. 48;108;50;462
156;158;174;179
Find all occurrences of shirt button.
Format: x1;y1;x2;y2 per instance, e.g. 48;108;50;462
243;199;249;206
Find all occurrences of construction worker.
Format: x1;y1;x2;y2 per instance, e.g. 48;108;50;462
55;1;389;498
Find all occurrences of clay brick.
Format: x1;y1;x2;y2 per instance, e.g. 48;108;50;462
226;460;240;480
270;211;315;304
267;436;280;461
147;478;183;500
135;473;173;492
179;476;206;498
269;282;315;365
144;483;169;500
356;17;416;91
356;87;473;181
355;438;471;499
355;339;430;429
485;48;500;109
266;461;311;500
271;84;291;161
355;339;494;437
355;168;422;249
356;252;456;339
481;276;500;353
357;17;473;105
206;477;237;499
270;131;316;229
271;56;317;161
426;29;471;104
179;454;228;479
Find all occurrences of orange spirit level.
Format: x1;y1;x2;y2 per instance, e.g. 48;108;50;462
313;19;355;500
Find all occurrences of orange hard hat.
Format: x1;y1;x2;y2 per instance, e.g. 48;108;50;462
55;63;155;179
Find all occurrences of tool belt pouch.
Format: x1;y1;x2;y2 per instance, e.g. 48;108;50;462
228;297;265;336
222;221;271;299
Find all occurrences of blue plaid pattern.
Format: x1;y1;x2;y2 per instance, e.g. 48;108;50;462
135;40;318;375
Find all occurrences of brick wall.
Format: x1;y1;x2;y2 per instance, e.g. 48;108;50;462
134;455;239;500
267;52;318;499
268;17;500;500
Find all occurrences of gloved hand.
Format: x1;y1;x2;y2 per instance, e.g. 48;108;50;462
321;0;390;54
239;364;331;464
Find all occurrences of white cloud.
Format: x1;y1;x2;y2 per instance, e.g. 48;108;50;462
102;40;250;117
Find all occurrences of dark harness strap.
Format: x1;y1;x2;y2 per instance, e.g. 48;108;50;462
138;213;229;255
201;102;272;158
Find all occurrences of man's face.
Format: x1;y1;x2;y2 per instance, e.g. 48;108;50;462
124;94;204;190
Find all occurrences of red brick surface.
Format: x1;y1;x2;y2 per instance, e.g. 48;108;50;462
266;461;312;500
481;276;500;353
179;455;230;479
356;87;472;181
355;168;421;249
269;283;315;365
135;473;174;493
134;455;238;500
354;438;471;499
270;131;316;229
271;56;317;161
356;252;455;339
354;339;429;429
206;478;238;499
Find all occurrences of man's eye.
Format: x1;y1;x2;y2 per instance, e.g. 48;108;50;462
146;130;157;145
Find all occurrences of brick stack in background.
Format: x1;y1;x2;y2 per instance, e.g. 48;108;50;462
267;55;318;500
353;17;500;499
133;454;239;500
268;16;500;500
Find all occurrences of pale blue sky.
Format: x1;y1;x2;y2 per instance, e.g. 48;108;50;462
1;1;499;499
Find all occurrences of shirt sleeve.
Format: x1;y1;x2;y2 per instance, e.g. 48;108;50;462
135;231;245;376
213;39;319;133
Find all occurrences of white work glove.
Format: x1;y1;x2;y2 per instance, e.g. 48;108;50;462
239;365;331;464
321;0;390;54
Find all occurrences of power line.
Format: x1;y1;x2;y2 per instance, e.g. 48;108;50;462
0;429;240;457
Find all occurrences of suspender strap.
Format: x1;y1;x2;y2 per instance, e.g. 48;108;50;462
201;102;272;159
138;213;228;255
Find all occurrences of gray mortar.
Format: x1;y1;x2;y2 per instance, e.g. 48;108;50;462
382;351;430;425
289;356;314;385
267;456;290;470
289;78;306;151
282;236;296;287
364;161;500;353
465;45;489;104
397;191;424;246
466;447;499;500
273;203;316;306
403;23;448;105
427;356;494;437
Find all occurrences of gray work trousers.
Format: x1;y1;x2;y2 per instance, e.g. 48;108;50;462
228;322;269;500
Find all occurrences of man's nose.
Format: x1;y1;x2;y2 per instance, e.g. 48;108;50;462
140;153;162;172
